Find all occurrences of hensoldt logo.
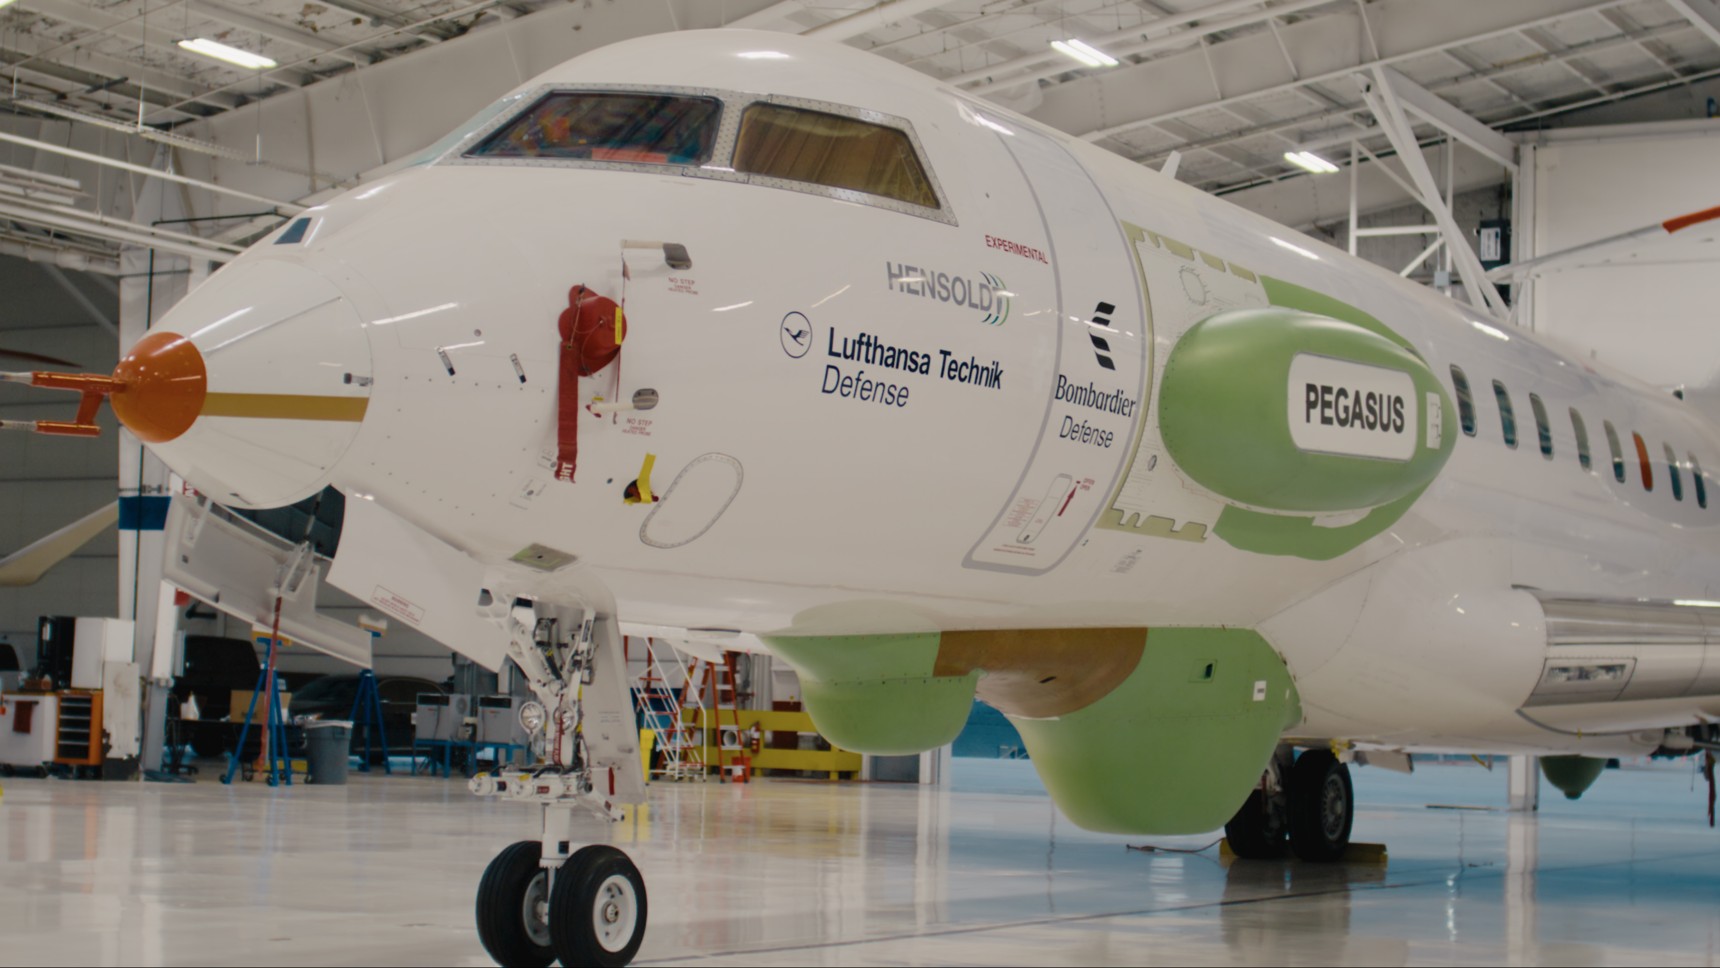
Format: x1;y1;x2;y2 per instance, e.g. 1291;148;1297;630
780;311;812;359
885;262;1010;325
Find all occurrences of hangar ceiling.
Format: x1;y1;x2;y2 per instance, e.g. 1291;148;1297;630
1;0;1718;267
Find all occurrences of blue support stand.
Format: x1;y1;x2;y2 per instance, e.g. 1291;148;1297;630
348;669;391;774
222;636;292;787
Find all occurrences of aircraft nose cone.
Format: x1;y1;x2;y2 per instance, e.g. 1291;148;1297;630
111;331;207;444
136;260;373;508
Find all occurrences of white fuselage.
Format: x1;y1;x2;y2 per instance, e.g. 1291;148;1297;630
143;31;1720;758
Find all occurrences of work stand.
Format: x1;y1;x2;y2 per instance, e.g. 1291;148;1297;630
348;669;391;774
222;636;292;787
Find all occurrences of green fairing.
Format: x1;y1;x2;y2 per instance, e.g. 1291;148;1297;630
763;633;977;755
1148;274;1456;559
1540;755;1608;800
1159;308;1454;513
1213;486;1428;561
1261;276;1416;350
1011;628;1299;834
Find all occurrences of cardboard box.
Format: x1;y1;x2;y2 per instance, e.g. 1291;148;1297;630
229;689;292;724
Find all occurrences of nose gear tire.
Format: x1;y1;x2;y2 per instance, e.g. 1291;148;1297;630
475;840;556;967
548;844;648;968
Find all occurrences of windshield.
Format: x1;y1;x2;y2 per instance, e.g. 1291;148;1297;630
733;103;938;209
467;92;721;165
407;93;531;167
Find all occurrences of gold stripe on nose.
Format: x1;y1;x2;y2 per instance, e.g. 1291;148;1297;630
200;394;370;422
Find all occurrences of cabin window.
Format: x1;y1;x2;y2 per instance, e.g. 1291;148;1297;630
1692;453;1708;509
1492;380;1517;449
1604;420;1625;483
1451;366;1476;436
1570;409;1591;471
1529;393;1553;459
1633;432;1654;490
1665;443;1684;501
467;92;721;164
733;103;939;209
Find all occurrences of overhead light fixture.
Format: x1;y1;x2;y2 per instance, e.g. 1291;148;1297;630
0;0;17;11
177;38;277;70
737;50;791;60
1050;39;1119;69
1283;150;1340;174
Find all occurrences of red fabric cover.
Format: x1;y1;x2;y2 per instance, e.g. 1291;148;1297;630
555;285;624;482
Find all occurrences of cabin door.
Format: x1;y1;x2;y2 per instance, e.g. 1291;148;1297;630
963;118;1148;576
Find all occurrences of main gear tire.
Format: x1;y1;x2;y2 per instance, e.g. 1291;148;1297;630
1287;749;1354;862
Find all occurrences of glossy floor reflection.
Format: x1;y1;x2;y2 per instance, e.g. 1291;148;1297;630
2;757;1719;965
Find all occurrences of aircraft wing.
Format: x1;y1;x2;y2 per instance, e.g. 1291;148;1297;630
0;500;118;587
1487;203;1720;281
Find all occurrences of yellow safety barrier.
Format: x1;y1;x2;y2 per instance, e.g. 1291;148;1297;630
638;728;655;782
681;708;862;778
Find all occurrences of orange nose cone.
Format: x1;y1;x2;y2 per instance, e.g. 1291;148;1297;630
111;331;207;444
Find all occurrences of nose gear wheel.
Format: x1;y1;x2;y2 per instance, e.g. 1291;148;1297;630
548;845;648;967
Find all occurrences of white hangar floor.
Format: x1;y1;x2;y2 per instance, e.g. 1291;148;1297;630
2;757;1716;966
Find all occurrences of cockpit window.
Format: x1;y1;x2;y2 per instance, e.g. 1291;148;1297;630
407;92;529;167
467;92;720;165
733;103;938;209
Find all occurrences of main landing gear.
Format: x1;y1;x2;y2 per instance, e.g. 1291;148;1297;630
469;598;650;966
1224;745;1354;861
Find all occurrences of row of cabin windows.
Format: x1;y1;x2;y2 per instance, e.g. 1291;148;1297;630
1450;365;1709;509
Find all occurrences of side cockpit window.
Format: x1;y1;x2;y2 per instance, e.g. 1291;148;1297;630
734;103;939;209
468;92;721;165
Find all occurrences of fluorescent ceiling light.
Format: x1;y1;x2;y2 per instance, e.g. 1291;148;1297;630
1283;150;1339;175
1050;39;1119;68
177;38;277;70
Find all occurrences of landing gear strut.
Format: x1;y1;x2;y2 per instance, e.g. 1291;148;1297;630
1224;746;1353;861
469;597;649;966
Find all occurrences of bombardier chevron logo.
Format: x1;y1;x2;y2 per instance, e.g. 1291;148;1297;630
886;262;1010;325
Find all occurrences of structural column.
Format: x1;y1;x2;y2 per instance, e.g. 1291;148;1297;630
118;147;208;773
1507;755;1540;812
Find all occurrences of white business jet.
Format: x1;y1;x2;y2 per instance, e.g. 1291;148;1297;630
11;29;1720;968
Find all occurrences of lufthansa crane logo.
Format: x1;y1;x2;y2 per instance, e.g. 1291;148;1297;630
780;311;813;359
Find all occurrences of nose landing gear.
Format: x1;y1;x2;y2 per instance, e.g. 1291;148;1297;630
476;841;648;968
470;598;649;966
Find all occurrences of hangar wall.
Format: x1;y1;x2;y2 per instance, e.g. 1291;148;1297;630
1525;119;1720;390
0;257;118;664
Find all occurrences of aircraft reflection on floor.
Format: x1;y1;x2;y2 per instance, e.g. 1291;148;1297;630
0;759;1715;964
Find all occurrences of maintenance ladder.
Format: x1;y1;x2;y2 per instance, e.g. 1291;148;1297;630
629;637;705;781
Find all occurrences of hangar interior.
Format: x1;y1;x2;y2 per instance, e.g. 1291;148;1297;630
4;0;1720;965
